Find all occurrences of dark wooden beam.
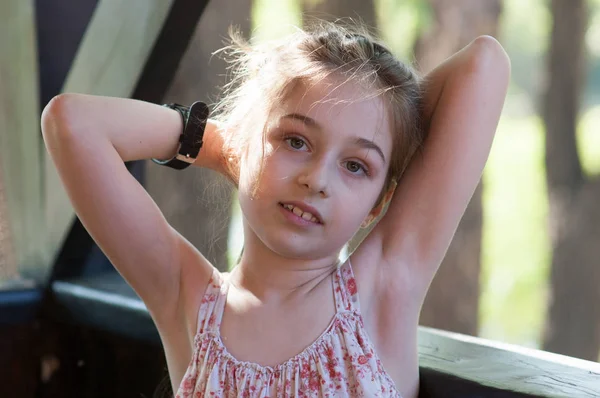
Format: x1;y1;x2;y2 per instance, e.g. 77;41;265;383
44;0;209;275
35;0;99;110
132;0;211;103
44;0;176;263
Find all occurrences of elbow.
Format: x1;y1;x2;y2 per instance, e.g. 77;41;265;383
41;93;77;142
464;35;511;85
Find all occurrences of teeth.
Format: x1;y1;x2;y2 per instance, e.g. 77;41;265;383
282;203;319;223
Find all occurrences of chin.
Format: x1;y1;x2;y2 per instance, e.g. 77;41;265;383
262;224;358;261
262;232;332;260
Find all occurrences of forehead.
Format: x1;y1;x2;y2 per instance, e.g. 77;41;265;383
274;78;393;156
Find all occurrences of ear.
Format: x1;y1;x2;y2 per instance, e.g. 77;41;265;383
361;180;397;229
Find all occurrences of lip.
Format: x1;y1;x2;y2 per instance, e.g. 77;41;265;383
278;201;323;225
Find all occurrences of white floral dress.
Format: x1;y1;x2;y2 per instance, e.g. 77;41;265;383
175;260;402;397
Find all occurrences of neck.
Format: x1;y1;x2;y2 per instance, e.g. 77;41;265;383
229;226;342;302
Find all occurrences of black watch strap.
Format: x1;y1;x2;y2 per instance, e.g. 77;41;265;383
152;101;209;170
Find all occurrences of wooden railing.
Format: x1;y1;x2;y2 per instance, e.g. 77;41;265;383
418;327;600;397
47;272;600;397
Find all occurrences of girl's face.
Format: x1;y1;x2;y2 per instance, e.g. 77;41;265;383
238;79;393;260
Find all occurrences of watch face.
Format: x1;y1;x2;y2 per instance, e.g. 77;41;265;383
188;101;209;131
181;101;209;157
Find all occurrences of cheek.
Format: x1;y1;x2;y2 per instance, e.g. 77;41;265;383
260;148;300;184
334;181;383;221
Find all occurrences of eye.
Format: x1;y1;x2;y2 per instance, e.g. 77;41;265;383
344;160;369;176
285;136;308;151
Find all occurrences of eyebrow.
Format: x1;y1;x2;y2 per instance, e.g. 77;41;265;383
355;137;386;162
282;113;386;163
283;113;320;128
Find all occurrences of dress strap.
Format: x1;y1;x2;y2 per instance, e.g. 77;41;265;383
333;258;361;312
196;270;229;334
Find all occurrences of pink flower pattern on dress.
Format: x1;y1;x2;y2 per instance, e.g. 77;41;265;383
175;262;402;397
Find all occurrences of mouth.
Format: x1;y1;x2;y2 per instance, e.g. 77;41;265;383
278;202;323;224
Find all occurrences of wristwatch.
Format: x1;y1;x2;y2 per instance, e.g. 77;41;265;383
151;101;209;170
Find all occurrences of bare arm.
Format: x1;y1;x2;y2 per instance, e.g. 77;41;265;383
357;36;510;299
42;93;224;322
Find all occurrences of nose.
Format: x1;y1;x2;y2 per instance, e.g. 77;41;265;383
297;158;329;197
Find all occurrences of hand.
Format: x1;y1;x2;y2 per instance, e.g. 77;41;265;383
196;119;238;187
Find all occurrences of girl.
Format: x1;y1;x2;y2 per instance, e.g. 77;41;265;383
42;21;510;398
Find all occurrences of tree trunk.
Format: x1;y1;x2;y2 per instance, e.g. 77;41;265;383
145;0;253;271
415;0;502;336
541;0;600;362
